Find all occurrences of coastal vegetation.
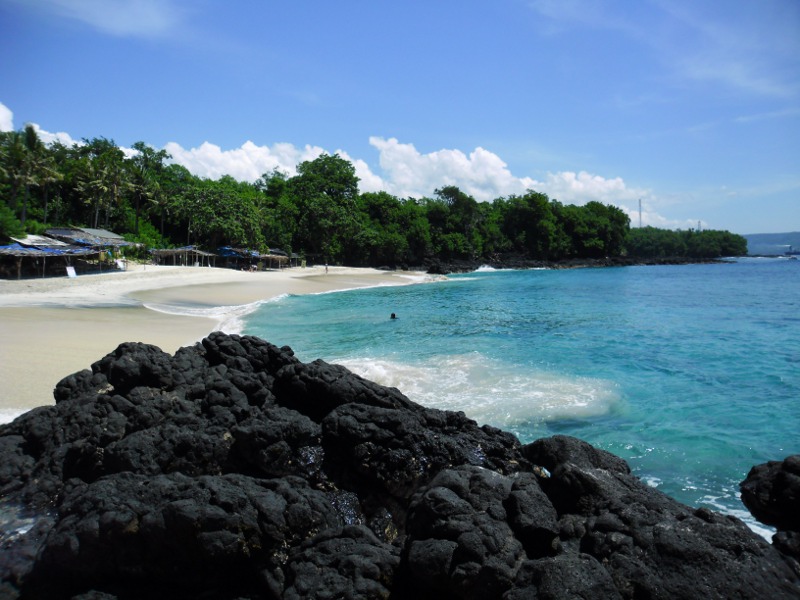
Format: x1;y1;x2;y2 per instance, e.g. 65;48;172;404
0;127;747;265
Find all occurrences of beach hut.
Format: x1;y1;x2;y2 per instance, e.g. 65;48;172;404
0;236;100;279
45;227;133;250
149;246;217;267
262;249;290;270
216;246;261;271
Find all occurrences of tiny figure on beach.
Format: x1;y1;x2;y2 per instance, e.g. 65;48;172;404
390;313;397;319
325;264;328;274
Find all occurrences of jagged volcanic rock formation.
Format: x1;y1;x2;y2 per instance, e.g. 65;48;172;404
741;455;800;563
0;332;798;599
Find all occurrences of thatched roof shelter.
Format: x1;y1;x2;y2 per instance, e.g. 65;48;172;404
45;227;134;249
149;246;217;267
0;240;100;279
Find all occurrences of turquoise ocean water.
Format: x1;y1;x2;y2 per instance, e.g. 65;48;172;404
241;258;800;536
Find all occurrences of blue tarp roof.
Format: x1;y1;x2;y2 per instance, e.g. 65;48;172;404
0;243;98;257
217;246;260;258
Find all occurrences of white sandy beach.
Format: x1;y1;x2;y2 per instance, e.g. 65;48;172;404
0;264;426;419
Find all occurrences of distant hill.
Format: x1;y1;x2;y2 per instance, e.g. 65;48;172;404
744;232;800;255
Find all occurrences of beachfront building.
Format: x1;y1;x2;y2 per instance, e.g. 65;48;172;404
44;227;133;252
149;246;217;267
216;247;304;270
0;234;101;279
147;246;297;270
266;248;302;268
0;227;135;279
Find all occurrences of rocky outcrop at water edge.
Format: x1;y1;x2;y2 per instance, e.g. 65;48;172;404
0;332;798;599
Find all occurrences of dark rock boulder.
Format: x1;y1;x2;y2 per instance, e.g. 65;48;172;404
741;455;800;531
402;466;536;599
0;332;798;599
741;455;800;560
282;525;400;599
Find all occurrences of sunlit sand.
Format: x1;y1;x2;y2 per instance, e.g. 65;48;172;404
0;264;425;418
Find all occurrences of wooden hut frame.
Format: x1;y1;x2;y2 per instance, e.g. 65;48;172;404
149;246;217;267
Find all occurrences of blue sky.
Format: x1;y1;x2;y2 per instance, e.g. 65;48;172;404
1;0;798;234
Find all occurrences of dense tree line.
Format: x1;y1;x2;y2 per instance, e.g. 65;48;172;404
0;126;746;266
625;226;747;259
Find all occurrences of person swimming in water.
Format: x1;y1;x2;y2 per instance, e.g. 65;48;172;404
390;313;397;319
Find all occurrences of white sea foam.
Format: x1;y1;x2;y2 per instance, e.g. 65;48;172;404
475;265;519;272
0;409;26;425
699;492;776;541
643;476;662;488
338;352;619;429
308;274;445;297
398;273;446;284
143;296;287;334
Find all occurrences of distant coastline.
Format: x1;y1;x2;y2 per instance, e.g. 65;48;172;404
423;254;727;274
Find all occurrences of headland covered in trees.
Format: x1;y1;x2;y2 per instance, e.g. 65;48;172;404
1;126;747;270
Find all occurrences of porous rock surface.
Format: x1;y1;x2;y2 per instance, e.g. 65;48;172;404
0;332;797;599
741;455;800;562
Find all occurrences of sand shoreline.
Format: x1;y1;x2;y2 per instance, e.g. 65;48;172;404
0;264;429;418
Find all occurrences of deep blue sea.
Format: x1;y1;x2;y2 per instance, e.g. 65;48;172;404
241;258;800;536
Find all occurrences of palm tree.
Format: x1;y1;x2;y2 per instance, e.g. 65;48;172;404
128;141;171;234
1;129;28;217
76;156;107;229
73;138;127;229
40;151;64;226
19;124;45;225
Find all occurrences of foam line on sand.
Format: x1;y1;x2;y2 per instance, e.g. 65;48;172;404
0;264;425;418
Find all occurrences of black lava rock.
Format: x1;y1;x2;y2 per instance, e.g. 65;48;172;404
741;455;800;560
0;332;798;599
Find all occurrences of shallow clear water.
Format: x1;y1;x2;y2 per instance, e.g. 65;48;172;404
244;258;799;533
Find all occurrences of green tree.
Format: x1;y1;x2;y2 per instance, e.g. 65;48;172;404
37;143;64;227
257;169;297;253
288;154;359;263
0;202;24;239
175;178;265;250
74;138;127;229
0;127;36;222
397;198;432;263
155;163;196;238
19;124;46;225
625;227;686;257
499;191;559;258
351;191;420;265
128;141;171;234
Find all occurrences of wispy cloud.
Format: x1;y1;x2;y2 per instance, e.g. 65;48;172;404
734;107;800;124
7;0;188;38
527;0;635;34
529;0;800;98
655;0;799;97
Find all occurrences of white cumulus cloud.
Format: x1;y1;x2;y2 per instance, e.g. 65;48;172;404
164;140;328;182
539;170;644;204
0;103;13;132
365;137;650;211
165;135;659;224
0;101;80;146
30;123;80;147
366;137;536;201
